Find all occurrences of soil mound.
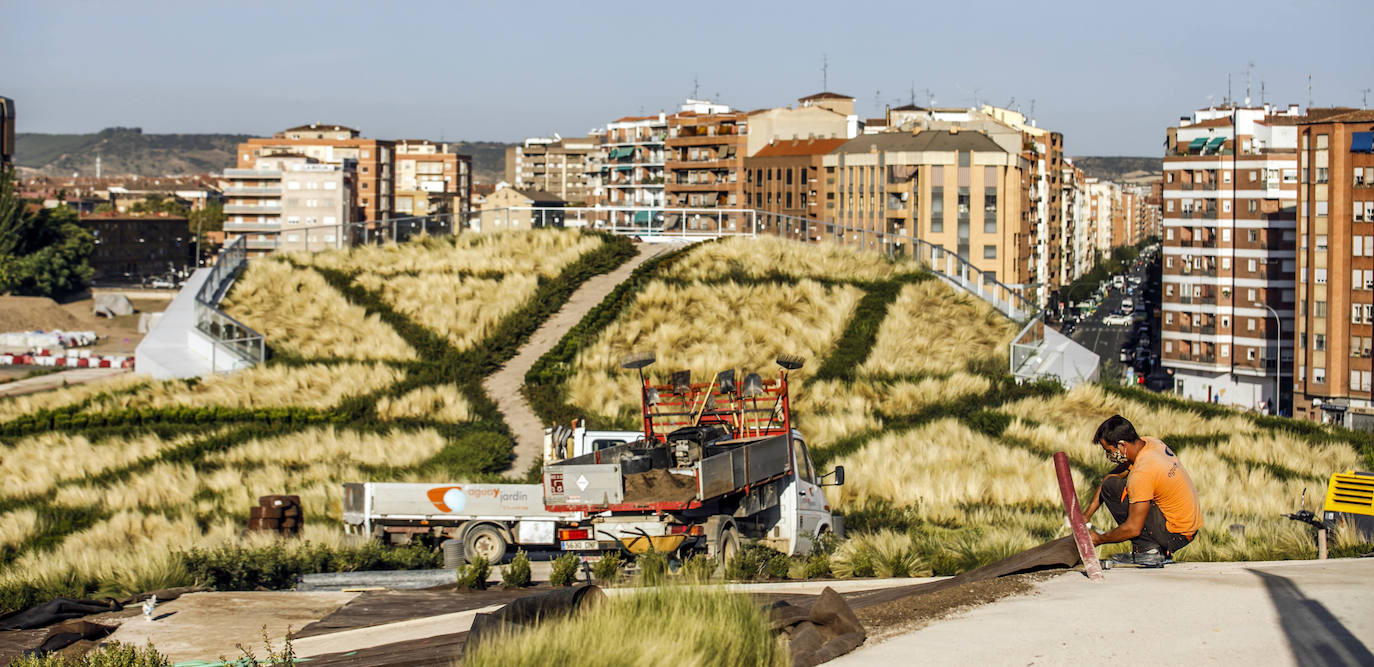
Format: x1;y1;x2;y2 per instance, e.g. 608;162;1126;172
0;296;85;332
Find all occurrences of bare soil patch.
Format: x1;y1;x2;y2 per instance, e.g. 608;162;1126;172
0;295;167;356
853;571;1056;640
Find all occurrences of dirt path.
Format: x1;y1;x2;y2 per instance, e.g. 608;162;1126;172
0;367;131;398
484;243;673;475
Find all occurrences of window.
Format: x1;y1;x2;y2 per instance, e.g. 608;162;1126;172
1221;344;1230;357
1248;318;1256;331
1314;367;1326;384
1316;201;1328;216
1167;200;1175;212
1221;315;1232;329
361;166;369;174
1315;334;1326;351
1316;268;1328;284
1248;259;1258;273
1315;300;1327;317
1166;341;1173;353
1250;170;1258;182
1224;171;1232;183
1248;200;1257;213
983;245;997;259
1247;347;1256;361
1166;312;1174;324
1166;257;1174;268
1222;257;1231;270
1223;200;1231;213
1168;172;1175;183
931;186;944;233
324;182;337;190
1222;228;1231;242
984;188;997;233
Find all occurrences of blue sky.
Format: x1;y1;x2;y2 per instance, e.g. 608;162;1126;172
3;0;1369;155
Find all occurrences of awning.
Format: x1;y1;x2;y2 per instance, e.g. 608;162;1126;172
1205;137;1226;150
615;165;633;172
609;146;634;159
1352;132;1374;154
633;211;651;223
1187;137;1207;150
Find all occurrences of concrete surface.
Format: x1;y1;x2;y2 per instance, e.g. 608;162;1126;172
0;367;129;398
833;558;1374;666
482;242;675;474
289;603;505;658
105;591;357;663
134;268;215;380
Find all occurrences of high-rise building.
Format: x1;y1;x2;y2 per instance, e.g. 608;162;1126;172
665;100;748;231
820;129;1026;283
1291;109;1374;426
394;139;471;220
237;124;392;224
505;134;601;204
1160;104;1301;412
221;154;354;256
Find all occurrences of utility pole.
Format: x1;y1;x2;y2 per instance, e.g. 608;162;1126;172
821;54;828;91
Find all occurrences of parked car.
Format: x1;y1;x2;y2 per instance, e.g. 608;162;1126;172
150;278;175;289
1103;313;1133;326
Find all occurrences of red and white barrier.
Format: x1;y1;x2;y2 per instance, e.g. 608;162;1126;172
2;354;134;369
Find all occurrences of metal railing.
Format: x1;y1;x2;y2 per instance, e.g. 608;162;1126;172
194;236;265;366
221;212;459;253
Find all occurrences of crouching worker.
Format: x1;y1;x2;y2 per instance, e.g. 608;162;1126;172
1083;415;1202;567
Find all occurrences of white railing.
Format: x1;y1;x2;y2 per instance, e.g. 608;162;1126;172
194;236;265;366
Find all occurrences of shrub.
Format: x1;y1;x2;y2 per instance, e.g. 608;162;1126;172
9;640;170;666
457;555;490;590
590;552;623;584
502;550;531;589
679;553;717;583
179;541;441;591
725;543;789;581
549;551;580;587
637;549;668;586
801;552;832;579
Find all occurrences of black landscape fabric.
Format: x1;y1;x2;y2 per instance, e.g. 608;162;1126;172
770;587;868;667
0;599;122;631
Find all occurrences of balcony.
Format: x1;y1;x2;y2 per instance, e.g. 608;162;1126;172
223;186;282;196
224;221;281;232
224;204;283;214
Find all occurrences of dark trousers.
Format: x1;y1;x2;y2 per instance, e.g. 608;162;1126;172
1100;476;1194;555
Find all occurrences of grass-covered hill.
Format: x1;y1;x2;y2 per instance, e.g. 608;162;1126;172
1;231;1369;613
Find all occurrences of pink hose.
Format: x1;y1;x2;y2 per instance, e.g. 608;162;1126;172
1055;452;1104;581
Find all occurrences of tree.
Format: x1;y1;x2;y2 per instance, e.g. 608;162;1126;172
0;168;95;298
188;200;225;266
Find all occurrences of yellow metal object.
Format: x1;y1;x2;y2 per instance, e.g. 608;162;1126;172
619;535;686;555
1323;471;1374;517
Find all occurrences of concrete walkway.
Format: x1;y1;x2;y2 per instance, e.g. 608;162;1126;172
484;242;675;475
833;558;1374;666
0;367;129;398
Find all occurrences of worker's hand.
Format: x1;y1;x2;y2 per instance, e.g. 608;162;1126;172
1089;530;1103;546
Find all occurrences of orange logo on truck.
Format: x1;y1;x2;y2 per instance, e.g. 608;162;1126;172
427;486;466;512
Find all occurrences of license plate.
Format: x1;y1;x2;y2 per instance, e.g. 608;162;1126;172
561;540;598;551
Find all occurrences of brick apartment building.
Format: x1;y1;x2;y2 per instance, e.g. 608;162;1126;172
79;214;193;281
395;139;470;220
665;100;748;231
505;134;600;205
1292;109;1374;427
743;137;847;238
1160;104;1301;412
821;129;1029;285
602;113;668;222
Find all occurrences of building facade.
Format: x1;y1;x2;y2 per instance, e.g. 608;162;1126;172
1160;105;1300;412
221;154;353;256
743;137;847;238
478;186;567;231
665;100;748;231
0;96;14;169
820;129;1027;283
237;124;392;224
602;114;668;224
505;134;600;204
79;215;192;281
1292;109;1374;427
394;139;471;220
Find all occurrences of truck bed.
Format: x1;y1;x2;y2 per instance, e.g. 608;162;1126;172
543;432;792;511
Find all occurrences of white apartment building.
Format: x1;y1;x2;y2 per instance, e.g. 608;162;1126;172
1160;104;1300;411
603;112;668;220
221;154;353;256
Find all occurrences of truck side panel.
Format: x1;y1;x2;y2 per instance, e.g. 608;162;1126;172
368;483;548;517
544;464;624;506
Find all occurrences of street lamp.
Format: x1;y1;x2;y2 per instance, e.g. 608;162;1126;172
1254;301;1281;415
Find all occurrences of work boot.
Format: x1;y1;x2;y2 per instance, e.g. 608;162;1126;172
1109;548;1165;568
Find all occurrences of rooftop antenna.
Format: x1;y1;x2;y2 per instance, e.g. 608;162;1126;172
822;54;828;91
1261;81;1267;105
925;89;933;107
972;87;982;109
1227;73;1232;106
1364;88;1371;109
693;74;699;100
875;89;881;116
1308;73;1313;108
1029;99;1036;119
910;83;916;106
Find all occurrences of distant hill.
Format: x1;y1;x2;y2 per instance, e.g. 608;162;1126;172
16;128;516;183
16;127;251;177
1070;156;1162;184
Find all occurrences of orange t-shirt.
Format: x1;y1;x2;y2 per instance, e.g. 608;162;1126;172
1125;437;1202;537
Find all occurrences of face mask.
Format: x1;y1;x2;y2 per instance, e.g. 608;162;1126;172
1105;444;1128;465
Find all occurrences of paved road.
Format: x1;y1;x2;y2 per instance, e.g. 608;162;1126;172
835;558;1374;666
0;367;130;398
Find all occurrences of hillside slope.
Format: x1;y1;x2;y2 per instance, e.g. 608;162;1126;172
1071;156;1162;183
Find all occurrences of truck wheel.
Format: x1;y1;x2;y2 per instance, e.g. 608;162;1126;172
706;517;739;566
464;525;508;564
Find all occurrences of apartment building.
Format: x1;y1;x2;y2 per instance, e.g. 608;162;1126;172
221;154;353;256
478;186;567;231
602;113;668;224
743;137;847;237
236;124;392;224
1061;162;1092;283
78;214;192;280
1292;109;1374;427
820;129;1027;284
665;100;748;231
505;134;600;204
1160;104;1301;412
394;139;471;220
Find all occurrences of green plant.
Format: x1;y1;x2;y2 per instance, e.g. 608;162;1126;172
636;548;668;586
590;551;623;584
549;551;580;587
9;640;171;666
679;553;717;583
801;552;832;579
457;554;490;590
229;626;296;667
502;549;531;588
725;543;789;581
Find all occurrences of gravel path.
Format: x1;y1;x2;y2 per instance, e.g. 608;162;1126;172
483;242;673;475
